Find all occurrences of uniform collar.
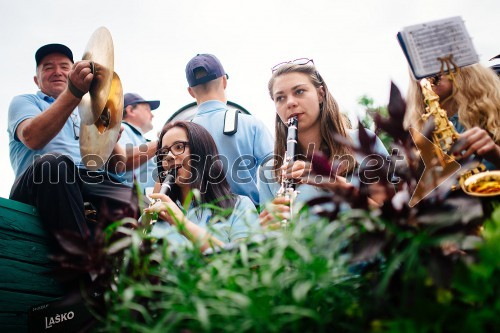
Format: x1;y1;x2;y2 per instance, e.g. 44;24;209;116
123;121;149;140
36;91;56;103
197;100;227;115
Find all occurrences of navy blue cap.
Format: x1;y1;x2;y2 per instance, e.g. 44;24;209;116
185;54;228;87
124;93;160;110
35;43;74;66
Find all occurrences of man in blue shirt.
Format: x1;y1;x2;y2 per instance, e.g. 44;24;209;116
8;43;133;239
118;92;160;194
185;54;274;206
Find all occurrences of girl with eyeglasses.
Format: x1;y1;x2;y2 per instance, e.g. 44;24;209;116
259;60;389;228
405;64;500;170
144;121;258;251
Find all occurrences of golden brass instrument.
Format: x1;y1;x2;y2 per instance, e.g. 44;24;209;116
419;78;495;196
462;171;500;196
78;27;124;170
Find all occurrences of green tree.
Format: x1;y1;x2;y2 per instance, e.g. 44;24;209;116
357;94;393;150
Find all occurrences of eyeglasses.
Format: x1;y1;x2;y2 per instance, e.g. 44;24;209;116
157;141;189;161
70;113;80;140
271;58;314;73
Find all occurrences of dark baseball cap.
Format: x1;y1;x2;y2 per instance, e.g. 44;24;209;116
185;54;228;87
35;43;74;66
124;93;160;110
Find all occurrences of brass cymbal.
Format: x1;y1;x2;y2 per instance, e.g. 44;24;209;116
79;27;114;125
80;72;124;170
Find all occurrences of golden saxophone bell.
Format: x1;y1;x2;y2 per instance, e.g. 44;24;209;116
461;171;500;197
78;27;124;170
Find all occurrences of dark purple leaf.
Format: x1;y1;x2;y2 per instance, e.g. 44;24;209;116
350;232;387;263
310;152;333;176
356;120;378;156
54;230;90;256
373;82;409;144
387;81;406;122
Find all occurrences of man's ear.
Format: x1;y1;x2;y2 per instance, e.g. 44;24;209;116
124;105;133;117
188;86;195;98
222;75;228;89
34;75;39;88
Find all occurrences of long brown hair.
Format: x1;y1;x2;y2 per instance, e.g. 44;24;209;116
268;63;354;177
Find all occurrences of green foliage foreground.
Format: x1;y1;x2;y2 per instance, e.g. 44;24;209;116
99;218;361;333
58;86;500;332
85;203;500;333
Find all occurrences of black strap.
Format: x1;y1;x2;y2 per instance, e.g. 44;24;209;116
122;122;150;142
67;78;85;99
223;109;240;136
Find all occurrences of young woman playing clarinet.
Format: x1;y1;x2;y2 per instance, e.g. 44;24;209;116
145;121;259;251
259;59;389;228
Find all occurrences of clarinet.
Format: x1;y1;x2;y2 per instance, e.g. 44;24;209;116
140;168;177;226
159;168;176;197
276;116;298;228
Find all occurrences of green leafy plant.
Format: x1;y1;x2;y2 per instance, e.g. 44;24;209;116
54;84;500;333
94;217;370;333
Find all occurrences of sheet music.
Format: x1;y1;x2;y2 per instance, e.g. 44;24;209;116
399;16;479;79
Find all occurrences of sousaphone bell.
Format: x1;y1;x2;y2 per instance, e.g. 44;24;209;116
78;27;123;170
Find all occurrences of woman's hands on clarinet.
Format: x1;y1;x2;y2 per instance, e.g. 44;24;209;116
144;193;225;251
259;160;384;229
282;160;354;193
259;196;291;229
144;193;186;226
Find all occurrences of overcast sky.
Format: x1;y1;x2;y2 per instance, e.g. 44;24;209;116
0;0;498;198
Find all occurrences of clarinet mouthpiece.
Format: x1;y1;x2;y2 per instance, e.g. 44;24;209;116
159;167;177;196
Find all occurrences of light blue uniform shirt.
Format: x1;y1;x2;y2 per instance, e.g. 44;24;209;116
150;195;259;247
258;129;390;211
8;91;81;177
117;122;157;193
191;100;274;206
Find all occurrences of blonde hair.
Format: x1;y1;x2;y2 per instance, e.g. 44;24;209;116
405;64;500;143
268;63;354;176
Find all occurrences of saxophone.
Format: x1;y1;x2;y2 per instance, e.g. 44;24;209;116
419;78;492;195
276;116;299;227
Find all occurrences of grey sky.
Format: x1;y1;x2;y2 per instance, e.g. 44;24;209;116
1;0;498;198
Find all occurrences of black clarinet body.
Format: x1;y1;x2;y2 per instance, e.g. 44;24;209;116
284;116;298;191
276;116;299;228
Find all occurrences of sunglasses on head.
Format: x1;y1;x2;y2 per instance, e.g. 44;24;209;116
271;58;314;73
